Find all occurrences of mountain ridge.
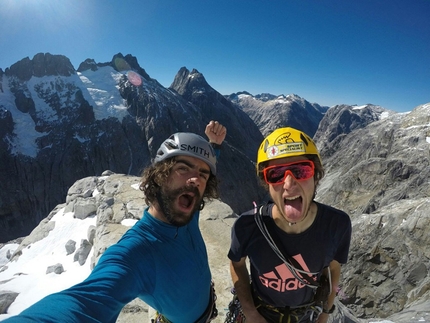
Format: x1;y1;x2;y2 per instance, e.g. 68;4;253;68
1;52;430;321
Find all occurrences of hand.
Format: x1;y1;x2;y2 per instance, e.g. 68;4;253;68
205;120;226;145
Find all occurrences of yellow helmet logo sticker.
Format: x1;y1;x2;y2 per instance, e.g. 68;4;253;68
267;142;305;158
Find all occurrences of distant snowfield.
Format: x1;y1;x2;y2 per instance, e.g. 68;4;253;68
0;209;96;320
1;76;46;157
77;66;129;121
1;66;130;157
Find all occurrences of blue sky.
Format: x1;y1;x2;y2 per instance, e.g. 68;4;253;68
1;0;429;112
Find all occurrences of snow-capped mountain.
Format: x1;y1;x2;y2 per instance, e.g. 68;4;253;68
227;91;328;137
1;52;430;321
0;53;269;242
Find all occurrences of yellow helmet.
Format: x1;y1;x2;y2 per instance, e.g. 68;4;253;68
257;127;321;174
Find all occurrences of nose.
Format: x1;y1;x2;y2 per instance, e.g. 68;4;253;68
187;175;200;187
283;170;297;187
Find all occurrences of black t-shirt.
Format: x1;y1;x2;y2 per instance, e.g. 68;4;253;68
228;202;352;307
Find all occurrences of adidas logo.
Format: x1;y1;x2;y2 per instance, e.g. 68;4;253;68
258;254;317;292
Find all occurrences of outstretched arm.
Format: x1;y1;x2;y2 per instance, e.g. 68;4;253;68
2;240;144;323
205;120;226;145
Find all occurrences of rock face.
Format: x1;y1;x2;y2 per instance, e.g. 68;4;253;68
315;103;430;320
0;53;269;242
0;291;19;315
314;104;393;158
6;53;75;81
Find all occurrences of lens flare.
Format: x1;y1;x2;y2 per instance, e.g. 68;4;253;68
114;57;131;72
127;71;142;86
114;58;142;87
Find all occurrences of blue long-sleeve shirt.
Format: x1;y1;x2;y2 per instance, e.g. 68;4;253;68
4;208;212;323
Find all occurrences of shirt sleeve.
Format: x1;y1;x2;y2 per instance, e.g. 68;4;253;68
227;213;255;262
213;147;221;160
228;219;243;262
334;213;352;264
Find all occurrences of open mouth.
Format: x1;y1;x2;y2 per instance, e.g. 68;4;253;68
178;193;195;209
283;195;303;220
285;195;301;202
284;195;303;207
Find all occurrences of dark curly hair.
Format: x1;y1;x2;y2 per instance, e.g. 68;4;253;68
139;157;219;206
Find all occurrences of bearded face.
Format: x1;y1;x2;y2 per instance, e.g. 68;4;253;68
157;185;203;227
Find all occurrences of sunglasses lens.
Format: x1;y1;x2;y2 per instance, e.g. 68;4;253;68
266;167;288;183
265;162;314;184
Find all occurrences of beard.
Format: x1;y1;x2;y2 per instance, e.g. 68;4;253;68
157;185;203;227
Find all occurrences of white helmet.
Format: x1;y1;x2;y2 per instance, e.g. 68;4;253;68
154;132;217;175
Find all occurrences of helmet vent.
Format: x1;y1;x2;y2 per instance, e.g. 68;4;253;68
300;133;309;146
165;139;178;150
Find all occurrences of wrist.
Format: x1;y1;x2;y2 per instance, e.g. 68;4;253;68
210;142;222;149
323;304;335;314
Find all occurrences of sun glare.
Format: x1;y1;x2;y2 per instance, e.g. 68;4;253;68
1;0;92;29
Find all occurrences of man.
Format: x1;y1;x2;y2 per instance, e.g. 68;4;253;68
3;120;226;323
227;127;351;323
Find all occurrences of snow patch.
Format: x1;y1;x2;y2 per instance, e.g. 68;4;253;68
131;183;140;190
380;111;390;119
238;93;252;99
121;219;138;227
0;76;47;157
352;105;368;110
0;208;96;319
77;66;129;121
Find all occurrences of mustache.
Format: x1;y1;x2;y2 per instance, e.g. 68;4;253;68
170;185;200;197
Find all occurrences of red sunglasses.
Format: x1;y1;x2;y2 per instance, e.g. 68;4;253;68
263;161;315;185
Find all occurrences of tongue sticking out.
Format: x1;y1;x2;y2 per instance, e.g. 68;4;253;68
284;197;303;222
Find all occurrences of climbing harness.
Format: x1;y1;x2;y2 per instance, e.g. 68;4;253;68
224;286;323;323
224;288;245;323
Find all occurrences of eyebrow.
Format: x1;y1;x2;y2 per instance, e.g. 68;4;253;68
175;159;211;175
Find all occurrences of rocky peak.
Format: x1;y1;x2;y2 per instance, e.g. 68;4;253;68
5;53;75;81
231;91;327;137
170;67;212;98
76;58;99;72
224;91;253;103
254;93;277;102
77;53;152;83
314;104;394;158
110;53;151;81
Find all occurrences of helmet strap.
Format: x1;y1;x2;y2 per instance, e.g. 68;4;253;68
199;200;205;211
